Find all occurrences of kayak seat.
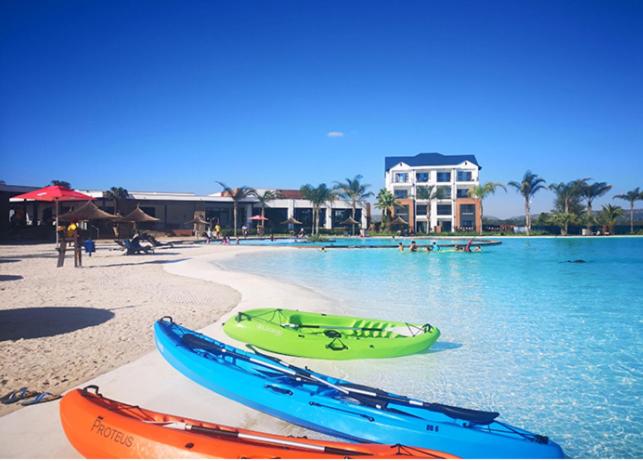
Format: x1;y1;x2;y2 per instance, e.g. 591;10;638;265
426;403;500;426
183;333;221;353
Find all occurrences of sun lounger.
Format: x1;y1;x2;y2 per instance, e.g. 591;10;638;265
139;232;174;248
117;238;154;255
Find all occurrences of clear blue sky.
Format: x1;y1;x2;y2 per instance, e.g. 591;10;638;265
1;0;642;217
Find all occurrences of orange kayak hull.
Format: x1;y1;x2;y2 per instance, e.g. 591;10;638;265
59;387;457;458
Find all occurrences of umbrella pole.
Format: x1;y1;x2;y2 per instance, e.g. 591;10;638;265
55;200;60;245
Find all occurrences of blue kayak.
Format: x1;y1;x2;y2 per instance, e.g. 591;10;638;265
154;317;565;459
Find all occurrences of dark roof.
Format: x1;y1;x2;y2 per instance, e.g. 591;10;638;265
276;189;303;199
385;153;480;172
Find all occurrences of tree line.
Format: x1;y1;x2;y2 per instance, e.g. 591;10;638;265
50;175;643;236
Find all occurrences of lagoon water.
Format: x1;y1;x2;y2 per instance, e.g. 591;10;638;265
223;238;643;458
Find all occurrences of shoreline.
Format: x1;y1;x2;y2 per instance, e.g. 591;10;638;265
0;243;341;458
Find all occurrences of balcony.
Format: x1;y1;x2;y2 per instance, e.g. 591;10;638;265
393;173;410;184
456;171;475;182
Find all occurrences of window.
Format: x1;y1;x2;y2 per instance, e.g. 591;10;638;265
460;204;476;214
394;205;410;220
437;186;452;199
416;172;429;182
439;220;452;232
437;204;452;216
394;172;409;183
457;170;473;181
416;204;428;216
394;189;408;199
460;204;476;229
457;188;470;198
416;186;431;200
436;171;451;182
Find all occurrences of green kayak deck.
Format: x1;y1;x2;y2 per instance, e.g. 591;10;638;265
223;308;440;360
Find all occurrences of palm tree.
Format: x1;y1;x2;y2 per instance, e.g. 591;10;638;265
614;187;642;233
254;190;278;235
216;182;257;238
104;186;129;214
375;188;397;231
334;175;373;235
598;204;623;234
508;171;546;235
416;185;447;200
548;212;577;236
468;182;506;235
51;180;71;189
548;179;587;235
580;181;612;233
299;183;336;235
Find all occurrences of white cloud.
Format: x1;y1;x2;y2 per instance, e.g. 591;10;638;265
327;130;345;138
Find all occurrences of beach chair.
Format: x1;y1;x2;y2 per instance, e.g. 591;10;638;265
139;232;174;248
122;238;154;255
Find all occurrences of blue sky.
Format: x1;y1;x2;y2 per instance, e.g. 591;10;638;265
1;0;642;217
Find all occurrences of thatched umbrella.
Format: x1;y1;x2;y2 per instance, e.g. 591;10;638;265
123;206;159;223
281;216;303;225
185;216;210;237
340;216;360;226
58;201;117;222
390;216;408;226
122;206;160;232
340;216;360;235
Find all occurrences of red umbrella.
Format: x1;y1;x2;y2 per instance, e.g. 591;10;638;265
250;215;269;221
13;185;95;202
13;185;95;243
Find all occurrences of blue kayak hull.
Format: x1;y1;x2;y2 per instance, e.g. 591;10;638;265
154;319;565;459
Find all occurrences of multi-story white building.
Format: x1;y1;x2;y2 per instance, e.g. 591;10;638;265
384;153;482;233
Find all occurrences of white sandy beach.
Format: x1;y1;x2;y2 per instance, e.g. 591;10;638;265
0;240;340;458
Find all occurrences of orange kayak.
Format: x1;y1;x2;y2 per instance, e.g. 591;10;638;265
60;386;457;459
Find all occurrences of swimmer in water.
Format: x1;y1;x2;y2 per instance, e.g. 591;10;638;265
409;241;418;252
398;242;404;252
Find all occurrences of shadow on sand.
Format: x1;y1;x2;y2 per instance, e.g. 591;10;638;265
0;307;115;341
96;257;188;268
0;275;23;281
0;259;21;264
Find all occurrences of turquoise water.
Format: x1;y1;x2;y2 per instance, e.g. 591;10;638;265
223;238;643;458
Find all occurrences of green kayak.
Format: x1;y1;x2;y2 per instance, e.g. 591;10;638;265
222;308;440;360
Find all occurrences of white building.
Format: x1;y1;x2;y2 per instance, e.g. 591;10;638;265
384;153;482;233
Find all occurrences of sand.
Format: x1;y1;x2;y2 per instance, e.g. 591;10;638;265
0;241;244;417
0;239;339;458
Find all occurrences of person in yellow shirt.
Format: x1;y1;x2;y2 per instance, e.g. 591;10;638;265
66;222;78;239
214;223;222;239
